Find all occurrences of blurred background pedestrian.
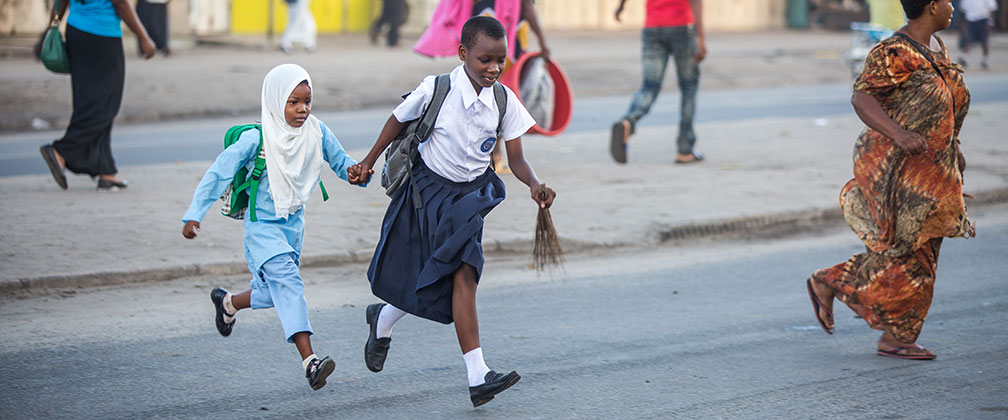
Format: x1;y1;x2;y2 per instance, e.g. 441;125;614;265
867;0;906;30
958;0;998;68
135;0;171;56
280;0;317;53
370;0;409;47
39;0;156;191
609;0;706;165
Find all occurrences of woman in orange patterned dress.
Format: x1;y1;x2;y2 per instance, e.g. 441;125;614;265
806;0;974;360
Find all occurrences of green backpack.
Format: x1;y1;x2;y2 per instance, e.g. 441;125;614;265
219;124;328;222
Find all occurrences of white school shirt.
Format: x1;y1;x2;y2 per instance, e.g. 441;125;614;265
960;0;997;22
392;64;536;183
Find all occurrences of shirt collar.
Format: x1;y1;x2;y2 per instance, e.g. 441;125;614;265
451;65;496;111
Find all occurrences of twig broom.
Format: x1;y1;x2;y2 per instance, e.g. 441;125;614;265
532;183;564;274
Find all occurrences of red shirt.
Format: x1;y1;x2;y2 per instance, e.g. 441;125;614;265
645;0;695;28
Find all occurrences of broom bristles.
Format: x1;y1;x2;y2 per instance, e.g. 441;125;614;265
533;183;563;274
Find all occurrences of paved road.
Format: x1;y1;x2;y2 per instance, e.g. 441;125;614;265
2;206;1005;419
2;75;1006;177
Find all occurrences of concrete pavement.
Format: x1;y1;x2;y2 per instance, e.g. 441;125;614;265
3;29;1006;132
1;30;1006;292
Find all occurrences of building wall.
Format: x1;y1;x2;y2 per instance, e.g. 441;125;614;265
1;0;196;36
402;0;787;32
3;0;788;37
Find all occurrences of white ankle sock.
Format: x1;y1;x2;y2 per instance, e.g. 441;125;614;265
376;304;407;338
462;347;491;387
222;293;237;323
302;353;318;371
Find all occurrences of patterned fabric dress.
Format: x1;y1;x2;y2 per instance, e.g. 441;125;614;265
811;34;974;343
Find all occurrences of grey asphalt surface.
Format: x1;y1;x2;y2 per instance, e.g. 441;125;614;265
1;206;1006;419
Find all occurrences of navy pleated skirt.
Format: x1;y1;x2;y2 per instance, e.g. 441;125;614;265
368;159;506;324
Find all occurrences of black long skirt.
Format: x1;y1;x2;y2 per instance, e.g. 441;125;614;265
136;0;169;52
368;160;506;324
53;25;124;177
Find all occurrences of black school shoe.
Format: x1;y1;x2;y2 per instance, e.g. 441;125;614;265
209;288;235;337
306;356;336;390
469;370;521;408
364;303;391;372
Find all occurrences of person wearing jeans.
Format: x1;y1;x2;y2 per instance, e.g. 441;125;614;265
610;0;706;164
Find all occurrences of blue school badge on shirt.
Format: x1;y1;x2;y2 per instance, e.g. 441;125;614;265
480;137;496;153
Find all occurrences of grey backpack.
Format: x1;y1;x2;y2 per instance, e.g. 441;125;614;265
380;73;507;208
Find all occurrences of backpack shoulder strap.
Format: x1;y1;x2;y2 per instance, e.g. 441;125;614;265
492;81;507;138
224;123;260;148
246;125;266;222
415;73;452;143
404;74;450;210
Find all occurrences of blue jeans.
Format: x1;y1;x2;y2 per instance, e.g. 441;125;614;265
622;26;700;155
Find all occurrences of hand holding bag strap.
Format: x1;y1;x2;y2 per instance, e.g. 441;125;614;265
49;0;65;24
40;0;70;74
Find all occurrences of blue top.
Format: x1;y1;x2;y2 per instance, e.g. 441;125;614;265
183;121;360;272
67;0;123;38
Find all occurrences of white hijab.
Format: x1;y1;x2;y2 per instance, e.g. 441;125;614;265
260;63;324;219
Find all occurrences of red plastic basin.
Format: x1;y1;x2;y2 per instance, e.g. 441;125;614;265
499;51;573;137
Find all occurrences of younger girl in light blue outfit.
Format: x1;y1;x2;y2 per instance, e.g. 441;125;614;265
181;63;367;391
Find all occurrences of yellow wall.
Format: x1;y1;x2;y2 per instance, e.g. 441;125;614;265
231;0;375;34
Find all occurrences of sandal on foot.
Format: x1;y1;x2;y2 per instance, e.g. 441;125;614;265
675;151;704;164
877;344;936;360
97;178;128;191
39;144;67;190
610;120;629;164
806;278;834;334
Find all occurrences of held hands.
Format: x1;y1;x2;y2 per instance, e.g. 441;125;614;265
893;129;928;154
182;220;201;239
347;163;374;186
531;184;556;209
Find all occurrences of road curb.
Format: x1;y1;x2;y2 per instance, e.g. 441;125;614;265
5;187;1007;295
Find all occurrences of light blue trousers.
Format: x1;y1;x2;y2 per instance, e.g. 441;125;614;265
250;252;313;343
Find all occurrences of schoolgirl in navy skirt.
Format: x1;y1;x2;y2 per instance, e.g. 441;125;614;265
369;159;505;324
351;16;556;408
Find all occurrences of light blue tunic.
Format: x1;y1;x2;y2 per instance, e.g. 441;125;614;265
183;121;358;273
